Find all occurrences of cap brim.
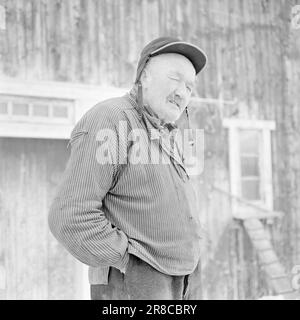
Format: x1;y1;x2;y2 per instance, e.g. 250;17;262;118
150;41;207;74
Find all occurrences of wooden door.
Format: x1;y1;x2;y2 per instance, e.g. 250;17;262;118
0;137;83;299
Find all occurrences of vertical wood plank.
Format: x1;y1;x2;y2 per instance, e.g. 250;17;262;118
16;0;26;78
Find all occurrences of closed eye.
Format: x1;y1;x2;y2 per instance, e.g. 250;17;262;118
168;75;194;93
168;76;180;81
186;85;192;92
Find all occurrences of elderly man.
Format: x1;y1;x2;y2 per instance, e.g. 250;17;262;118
48;37;207;300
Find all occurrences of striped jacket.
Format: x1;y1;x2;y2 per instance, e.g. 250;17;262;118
48;92;203;284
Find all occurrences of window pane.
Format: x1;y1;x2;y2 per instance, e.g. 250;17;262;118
240;156;259;177
12;103;29;115
241;180;261;200
52;105;68;118
0;102;8;114
239;130;259;155
32;104;49;117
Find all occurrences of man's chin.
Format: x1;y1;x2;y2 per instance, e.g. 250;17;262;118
164;111;182;123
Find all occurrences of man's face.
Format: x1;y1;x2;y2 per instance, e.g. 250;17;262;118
141;53;196;123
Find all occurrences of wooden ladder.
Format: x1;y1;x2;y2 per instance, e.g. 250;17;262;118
243;218;295;296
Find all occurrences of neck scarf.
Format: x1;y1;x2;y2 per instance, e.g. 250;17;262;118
128;86;178;133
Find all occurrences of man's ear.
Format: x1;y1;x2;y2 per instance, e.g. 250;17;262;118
140;68;150;88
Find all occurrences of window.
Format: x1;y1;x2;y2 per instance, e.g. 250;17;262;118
0;79;127;140
0;95;75;139
12;103;29;116
0;95;74;124
223;119;276;218
52;105;69;118
0;102;8;114
32;104;49;117
239;130;261;201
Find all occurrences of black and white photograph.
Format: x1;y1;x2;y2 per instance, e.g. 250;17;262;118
0;0;300;301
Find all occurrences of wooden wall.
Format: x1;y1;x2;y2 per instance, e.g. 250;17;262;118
0;138;83;299
281;5;300;271
0;0;299;299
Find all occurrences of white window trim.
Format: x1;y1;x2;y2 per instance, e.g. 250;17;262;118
223;118;276;219
0;78;128;139
0;98;74;124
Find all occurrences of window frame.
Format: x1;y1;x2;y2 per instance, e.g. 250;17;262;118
0;96;75;124
223;118;276;219
0;78;127;139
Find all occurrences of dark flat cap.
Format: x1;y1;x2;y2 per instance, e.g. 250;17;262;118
135;36;207;82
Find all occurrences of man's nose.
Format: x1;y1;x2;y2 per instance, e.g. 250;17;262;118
175;81;188;100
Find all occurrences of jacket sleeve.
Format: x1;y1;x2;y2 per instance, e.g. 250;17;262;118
48;105;129;272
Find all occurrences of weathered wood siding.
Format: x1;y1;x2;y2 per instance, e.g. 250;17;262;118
0;138;83;299
0;0;299;299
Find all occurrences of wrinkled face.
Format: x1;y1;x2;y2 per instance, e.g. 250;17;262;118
141;53;196;123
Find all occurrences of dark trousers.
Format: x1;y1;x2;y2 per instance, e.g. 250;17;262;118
91;254;202;300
